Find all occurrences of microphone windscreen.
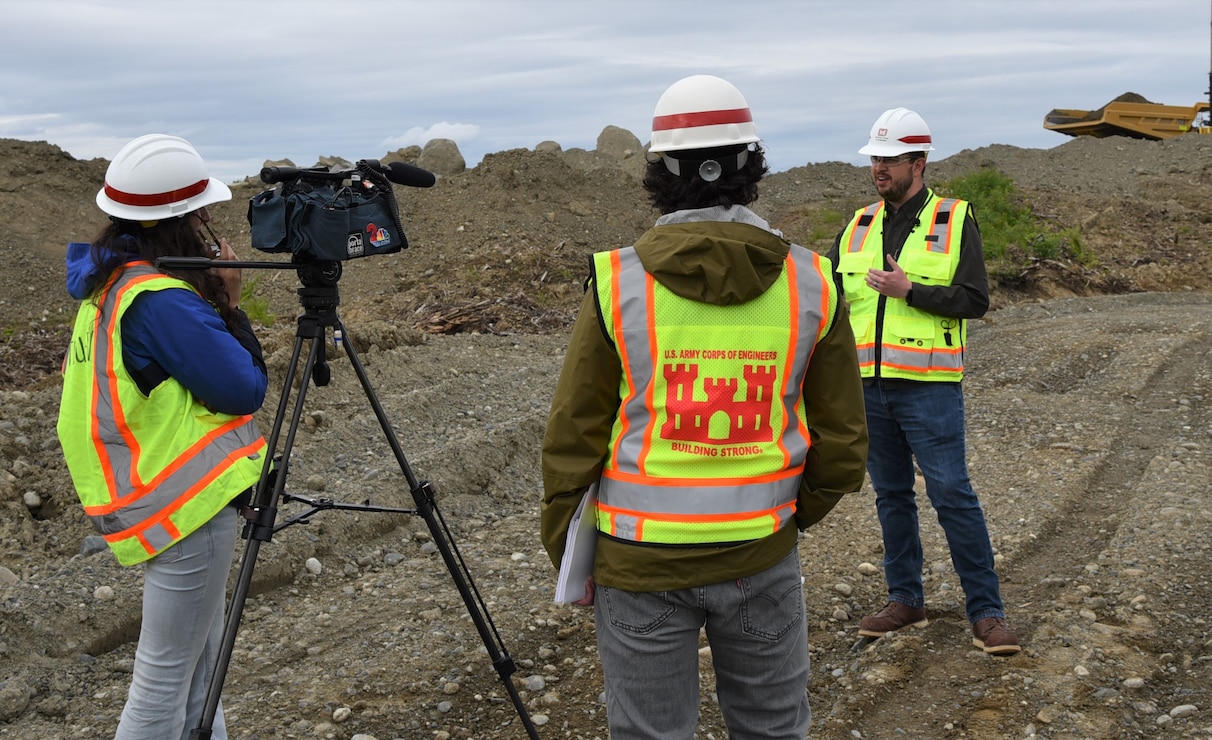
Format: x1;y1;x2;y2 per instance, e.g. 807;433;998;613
383;161;436;188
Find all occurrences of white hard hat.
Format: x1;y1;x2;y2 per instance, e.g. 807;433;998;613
858;108;935;157
649;74;760;154
96;133;231;221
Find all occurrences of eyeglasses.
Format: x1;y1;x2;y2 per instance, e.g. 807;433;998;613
869;154;916;167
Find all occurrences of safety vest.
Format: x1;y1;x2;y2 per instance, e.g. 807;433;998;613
836;192;969;381
591;244;834;546
57;262;267;565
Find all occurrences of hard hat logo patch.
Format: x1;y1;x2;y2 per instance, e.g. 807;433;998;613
877;128;888;137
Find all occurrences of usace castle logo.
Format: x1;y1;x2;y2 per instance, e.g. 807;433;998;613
660;360;778;457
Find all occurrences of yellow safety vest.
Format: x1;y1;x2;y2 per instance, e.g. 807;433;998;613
57;262;267;565
836;193;969;381
591;244;835;545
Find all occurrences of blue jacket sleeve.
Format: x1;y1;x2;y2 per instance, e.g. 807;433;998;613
121;288;269;416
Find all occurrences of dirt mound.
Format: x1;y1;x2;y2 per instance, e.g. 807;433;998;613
1075;91;1156;122
2;134;1211;738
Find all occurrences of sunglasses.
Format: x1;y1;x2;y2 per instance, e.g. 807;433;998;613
869;154;917;167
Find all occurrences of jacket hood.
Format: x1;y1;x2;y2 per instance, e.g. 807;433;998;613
66;239;139;299
65;242;104;300
632;205;790;306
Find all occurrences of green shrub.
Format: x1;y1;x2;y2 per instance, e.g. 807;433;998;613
934;167;1086;265
240;277;274;327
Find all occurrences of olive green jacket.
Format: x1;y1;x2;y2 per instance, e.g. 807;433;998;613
541;206;868;591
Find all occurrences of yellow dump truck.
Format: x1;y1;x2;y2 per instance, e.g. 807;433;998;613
1044;93;1210;140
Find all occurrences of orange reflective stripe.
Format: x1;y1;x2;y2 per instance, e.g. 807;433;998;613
108;271;169;487
91;267;170;501
606;250;630;472
637;270;659;475
85;303;118;500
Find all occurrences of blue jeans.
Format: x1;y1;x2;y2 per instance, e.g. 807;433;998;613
115;510;237;740
863;380;1005;624
593;549;810;740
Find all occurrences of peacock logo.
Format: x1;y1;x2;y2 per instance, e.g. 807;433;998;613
365;223;392;249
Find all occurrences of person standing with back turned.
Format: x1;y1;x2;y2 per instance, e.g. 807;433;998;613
57;133;269;738
826;108;1021;655
541;74;868;738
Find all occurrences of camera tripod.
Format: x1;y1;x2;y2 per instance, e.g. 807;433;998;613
186;258;540;739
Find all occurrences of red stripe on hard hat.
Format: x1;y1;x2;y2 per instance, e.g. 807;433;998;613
653;107;753;131
899;135;932;145
103;178;209;207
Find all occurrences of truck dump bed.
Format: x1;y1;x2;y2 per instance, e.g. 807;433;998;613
1044;93;1209;140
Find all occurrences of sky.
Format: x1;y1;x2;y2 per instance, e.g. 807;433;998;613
2;0;1210;184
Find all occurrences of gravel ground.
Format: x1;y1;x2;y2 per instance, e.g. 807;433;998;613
2;131;1212;738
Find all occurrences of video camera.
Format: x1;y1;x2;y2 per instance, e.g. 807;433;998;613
248;159;435;262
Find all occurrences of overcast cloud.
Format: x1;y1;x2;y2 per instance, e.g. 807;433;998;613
1;0;1209;183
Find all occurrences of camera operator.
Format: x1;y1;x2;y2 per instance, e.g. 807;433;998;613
57;133;268;739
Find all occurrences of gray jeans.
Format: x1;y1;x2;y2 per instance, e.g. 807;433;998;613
593;548;811;739
115;509;238;740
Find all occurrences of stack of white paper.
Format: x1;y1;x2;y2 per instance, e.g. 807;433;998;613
554;483;598;604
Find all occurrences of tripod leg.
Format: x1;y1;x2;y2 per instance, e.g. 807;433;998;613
337;317;541;739
191;322;325;738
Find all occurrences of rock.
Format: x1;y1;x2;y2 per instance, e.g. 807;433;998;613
595;125;642;161
417;138;465;176
0;678;32;722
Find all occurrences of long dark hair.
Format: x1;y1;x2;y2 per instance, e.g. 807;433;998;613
642;143;769;214
90;214;235;326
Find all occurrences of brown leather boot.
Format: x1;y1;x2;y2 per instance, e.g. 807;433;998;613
972;617;1022;655
858;601;929;637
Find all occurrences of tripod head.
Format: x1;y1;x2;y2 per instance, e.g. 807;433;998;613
156;251;342;315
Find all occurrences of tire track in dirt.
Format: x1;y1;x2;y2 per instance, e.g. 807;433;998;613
815;300;1212;739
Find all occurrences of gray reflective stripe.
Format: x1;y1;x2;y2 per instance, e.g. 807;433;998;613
141;522;176;553
780;245;825;463
600;475;799;514
611;248;655;471
927;200;958;254
610;514;642;541
845;204;882;253
86;265;261;535
857;346;875;366
881;344;963;372
606;507;795;542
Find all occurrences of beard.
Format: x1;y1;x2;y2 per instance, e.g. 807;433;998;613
873;168;915;205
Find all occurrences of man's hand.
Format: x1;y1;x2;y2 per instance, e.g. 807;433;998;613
573;576;596;607
865;255;911;299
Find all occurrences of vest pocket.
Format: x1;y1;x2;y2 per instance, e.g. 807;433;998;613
884;316;936;351
849;315;876;346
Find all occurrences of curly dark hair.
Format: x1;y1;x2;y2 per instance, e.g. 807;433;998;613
642;144;768;214
90;215;237;327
